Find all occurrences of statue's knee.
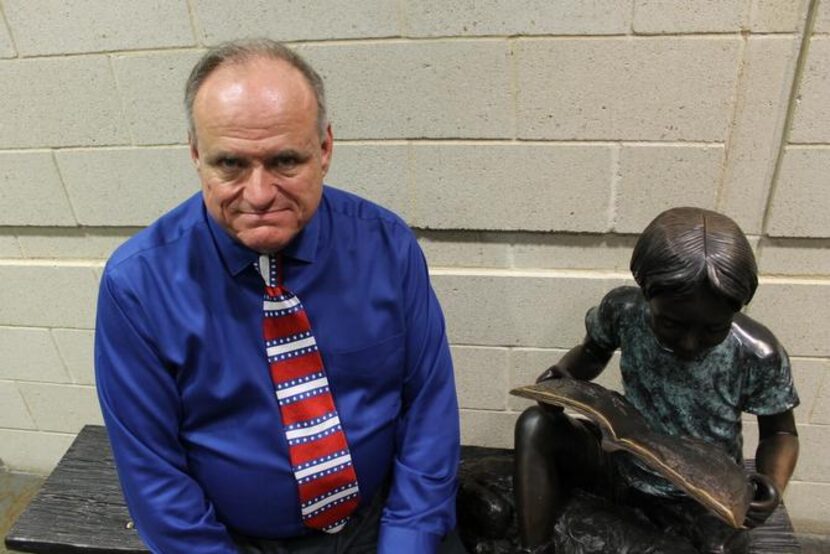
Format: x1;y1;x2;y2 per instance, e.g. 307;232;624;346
515;405;556;443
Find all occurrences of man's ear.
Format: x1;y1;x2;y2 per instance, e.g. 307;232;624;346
189;133;200;168
320;124;333;176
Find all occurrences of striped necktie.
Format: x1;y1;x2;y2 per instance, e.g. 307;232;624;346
256;253;361;533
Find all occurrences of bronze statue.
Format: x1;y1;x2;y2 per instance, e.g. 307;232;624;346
513;207;800;553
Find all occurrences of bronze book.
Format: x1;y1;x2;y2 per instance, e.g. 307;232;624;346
510;379;752;528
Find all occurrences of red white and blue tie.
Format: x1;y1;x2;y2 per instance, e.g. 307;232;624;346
257;253;360;533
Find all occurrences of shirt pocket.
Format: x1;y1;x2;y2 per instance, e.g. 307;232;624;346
322;332;405;394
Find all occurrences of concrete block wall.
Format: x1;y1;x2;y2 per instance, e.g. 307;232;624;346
0;0;828;534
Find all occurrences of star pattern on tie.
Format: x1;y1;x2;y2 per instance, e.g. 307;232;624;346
256;253;360;533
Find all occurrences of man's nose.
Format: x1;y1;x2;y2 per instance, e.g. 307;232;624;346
245;166;276;208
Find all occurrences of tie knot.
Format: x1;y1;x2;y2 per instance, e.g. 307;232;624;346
256;254;280;288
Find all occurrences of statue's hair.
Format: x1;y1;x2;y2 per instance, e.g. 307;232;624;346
184;38;327;140
630;207;758;309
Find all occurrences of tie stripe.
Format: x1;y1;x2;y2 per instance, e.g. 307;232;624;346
257;254;360;533
268;352;324;384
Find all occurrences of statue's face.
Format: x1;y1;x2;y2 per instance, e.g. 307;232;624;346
647;286;738;361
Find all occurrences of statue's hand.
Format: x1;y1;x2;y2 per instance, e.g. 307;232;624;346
535;365;568;414
536;365;569;383
744;472;780;528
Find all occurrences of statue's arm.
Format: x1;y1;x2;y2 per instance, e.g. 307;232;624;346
538;336;614;382
755;409;799;493
743;410;798;527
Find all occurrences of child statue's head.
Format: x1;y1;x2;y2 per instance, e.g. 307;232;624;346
630;207;758;360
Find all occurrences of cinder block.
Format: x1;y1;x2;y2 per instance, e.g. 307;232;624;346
403;0;630;37
0;264;99;329
0;152;77;226
786;482;830;535
51;329;95;385
790;424;830;482
451;345;509;410
418;231;511;269
758;238;830;276
16;229;137;260
517;37;740;141
749;0;808;32
512;234;636;271
56;147;197;226
816;0;830;33
325;143;410;219
112;50;204;146
508;347;623;411
0;234;22;258
460;409;517;449
194;0;399;43
788;357;829;424
766;147;830;238
0;13;15;58
0;327;72;383
432;271;630;348
790;38;830;143
748;280;830;357
17;383;103;433
719;36;799;234
614;144;722;233
0;56;129;148
296;41;513;139
0;380;36;429
741;419;759;461
410;144;613;231
0;429;74;473
508;347;566;411
633;0;744;33
3;0;194;56
807;360;830;424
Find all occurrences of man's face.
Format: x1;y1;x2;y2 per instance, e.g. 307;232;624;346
189;57;332;253
647;285;738;362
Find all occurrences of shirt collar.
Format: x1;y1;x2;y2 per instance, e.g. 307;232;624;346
205;200;321;276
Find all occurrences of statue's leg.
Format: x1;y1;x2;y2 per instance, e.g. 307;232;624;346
514;405;604;550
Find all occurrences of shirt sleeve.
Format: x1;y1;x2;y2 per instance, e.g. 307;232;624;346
377;230;460;554
742;340;800;416
584;287;626;352
95;267;239;554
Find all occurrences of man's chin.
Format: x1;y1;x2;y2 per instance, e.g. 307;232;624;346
235;228;296;253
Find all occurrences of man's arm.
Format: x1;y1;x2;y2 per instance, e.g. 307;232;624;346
95;271;239;553
376;233;460;554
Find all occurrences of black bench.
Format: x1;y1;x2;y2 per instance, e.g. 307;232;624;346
5;426;802;553
5;426;144;553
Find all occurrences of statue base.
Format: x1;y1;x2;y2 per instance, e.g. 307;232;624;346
456;446;800;554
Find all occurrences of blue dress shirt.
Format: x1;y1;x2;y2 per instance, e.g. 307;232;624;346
95;186;460;554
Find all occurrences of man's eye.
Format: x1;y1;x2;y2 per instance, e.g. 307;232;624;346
215;157;244;171
269;156;299;170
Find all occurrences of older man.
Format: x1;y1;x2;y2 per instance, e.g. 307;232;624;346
95;39;460;553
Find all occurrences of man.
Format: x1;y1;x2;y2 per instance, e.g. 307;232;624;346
95;39;460;553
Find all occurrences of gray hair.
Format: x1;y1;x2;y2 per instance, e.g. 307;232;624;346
184;38;328;140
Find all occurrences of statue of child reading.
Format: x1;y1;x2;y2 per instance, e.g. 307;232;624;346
514;207;800;553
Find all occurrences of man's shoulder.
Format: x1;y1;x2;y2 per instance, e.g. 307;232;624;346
106;192;205;275
322;185;408;232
